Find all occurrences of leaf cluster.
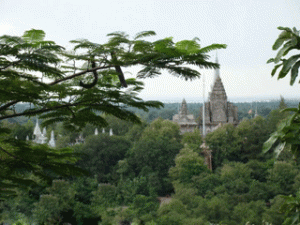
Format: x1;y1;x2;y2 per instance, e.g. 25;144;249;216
267;27;300;85
263;105;300;158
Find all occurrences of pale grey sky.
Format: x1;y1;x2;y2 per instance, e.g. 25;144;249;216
1;0;299;102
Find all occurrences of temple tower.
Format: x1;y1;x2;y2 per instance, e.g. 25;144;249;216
172;98;197;133
199;56;238;135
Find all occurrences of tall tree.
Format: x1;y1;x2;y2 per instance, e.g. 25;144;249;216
0;29;226;197
127;118;183;195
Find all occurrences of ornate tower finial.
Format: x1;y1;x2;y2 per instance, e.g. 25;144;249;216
214;53;220;82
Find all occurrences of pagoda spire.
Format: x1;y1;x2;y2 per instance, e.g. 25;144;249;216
211;54;226;95
214;53;220;82
179;98;188;116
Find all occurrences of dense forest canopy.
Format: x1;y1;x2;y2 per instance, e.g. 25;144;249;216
2;26;300;225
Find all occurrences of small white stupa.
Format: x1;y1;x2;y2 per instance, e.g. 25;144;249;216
109;128;113;136
48;130;56;148
95;128;99;135
33;119;48;144
33;119;43;144
102;128;105;134
33;119;42;140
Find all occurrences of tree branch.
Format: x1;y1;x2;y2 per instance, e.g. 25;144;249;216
0;101;19;112
0;60;22;71
0;65;113;116
0;103;81;120
49;65;113;86
0;146;20;160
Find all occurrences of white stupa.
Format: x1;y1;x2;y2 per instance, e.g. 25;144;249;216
48;130;56;148
33;119;43;143
95;128;99;135
33;119;47;144
109;128;113;136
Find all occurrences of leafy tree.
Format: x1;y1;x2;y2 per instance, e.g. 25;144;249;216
267;161;298;196
264;26;300;224
75;134;131;182
218;162;252;196
236;116;270;162
192;172;221;198
280;190;300;225
127;118;183;195
205;196;231;224
181;128;202;153
231;200;266;225
246;160;270;182
157;198;188;225
205;123;241;169
264;26;300;158
169;147;208;185
0;28;225;197
263;195;285;225
33;180;76;224
267;27;300;85
125;122;148;143
72;176;98;205
10;119;34;140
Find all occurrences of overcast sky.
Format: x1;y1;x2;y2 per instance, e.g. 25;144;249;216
1;0;299;102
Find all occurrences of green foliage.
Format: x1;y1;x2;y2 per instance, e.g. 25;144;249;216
219;162;252;196
76;134;131;182
267;27;300;85
192;172;221;197
126;195;159;223
267;161;298;196
73;176;98;204
92;183;119;209
232;200;267;225
263;27;300;224
263;104;300;159
157;198;188;224
0;136;86;199
0;28;225;198
205;123;241;168
263;195;285;225
33;180;76;224
127;118;183;195
280;190;300;225
169;147;208;184
237;116;271;162
181;128;203;152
